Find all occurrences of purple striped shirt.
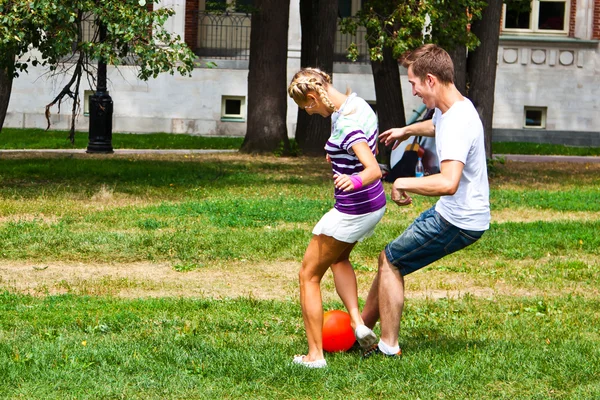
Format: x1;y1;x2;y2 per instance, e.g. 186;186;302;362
326;94;386;215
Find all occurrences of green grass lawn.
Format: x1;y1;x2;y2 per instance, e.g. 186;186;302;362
0;152;599;399
493;141;600;156
2;294;598;399
0;128;243;150
1;127;599;156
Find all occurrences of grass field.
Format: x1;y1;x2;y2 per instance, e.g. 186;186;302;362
0;128;243;150
493;141;600;156
0;149;599;399
2;127;599;156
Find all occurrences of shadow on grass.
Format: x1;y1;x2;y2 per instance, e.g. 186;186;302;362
0;155;329;196
402;332;489;356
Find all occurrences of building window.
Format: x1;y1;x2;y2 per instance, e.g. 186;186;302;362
83;90;95;117
221;96;246;121
503;0;569;34
338;0;362;17
339;0;352;17
524;106;547;128
204;0;253;13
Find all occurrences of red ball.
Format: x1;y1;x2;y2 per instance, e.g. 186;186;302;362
322;310;355;352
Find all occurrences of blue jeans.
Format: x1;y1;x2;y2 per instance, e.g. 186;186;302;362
385;206;485;276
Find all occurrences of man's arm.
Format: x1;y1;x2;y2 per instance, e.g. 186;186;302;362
390;160;463;206
379;119;435;149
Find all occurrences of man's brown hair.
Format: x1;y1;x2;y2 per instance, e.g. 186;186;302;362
401;44;454;85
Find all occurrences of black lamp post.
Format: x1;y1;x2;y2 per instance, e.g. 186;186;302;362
87;20;114;154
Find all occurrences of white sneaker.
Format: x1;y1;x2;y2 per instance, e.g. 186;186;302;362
354;325;378;348
292;355;327;368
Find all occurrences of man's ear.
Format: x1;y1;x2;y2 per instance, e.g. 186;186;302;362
426;73;436;88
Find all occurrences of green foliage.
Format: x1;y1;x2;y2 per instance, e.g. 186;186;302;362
0;0;196;139
0;0;195;79
428;0;487;51
340;0;487;62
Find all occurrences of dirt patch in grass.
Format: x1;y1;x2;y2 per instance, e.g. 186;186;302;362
1;259;594;301
492;209;600;223
0;261;299;300
0;213;59;224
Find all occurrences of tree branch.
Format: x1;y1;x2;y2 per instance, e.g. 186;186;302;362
44;10;87;143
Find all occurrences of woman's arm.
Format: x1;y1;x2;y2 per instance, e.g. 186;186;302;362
334;141;382;192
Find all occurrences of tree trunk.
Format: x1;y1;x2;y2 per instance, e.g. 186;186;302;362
241;0;290;154
295;0;337;156
0;56;15;133
467;0;503;159
448;45;467;96
370;44;406;164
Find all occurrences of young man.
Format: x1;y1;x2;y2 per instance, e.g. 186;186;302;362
361;44;491;358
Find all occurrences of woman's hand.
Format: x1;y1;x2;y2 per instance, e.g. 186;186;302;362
333;174;358;192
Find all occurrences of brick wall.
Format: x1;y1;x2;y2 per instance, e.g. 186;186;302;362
185;0;199;51
569;0;576;36
594;0;600;39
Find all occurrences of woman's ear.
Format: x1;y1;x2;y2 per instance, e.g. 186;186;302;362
306;93;318;103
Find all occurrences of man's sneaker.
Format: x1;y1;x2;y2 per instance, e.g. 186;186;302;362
354;325;378;349
362;344;402;359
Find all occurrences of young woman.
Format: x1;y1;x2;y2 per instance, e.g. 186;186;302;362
287;68;386;368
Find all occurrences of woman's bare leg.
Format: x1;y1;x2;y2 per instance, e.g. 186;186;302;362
299;234;352;362
330;244;364;328
331;244;378;348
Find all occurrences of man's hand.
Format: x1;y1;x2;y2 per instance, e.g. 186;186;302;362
380;120;435;149
379;127;409;149
391;186;412;206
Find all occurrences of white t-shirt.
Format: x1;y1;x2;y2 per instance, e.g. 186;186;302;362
432;98;490;231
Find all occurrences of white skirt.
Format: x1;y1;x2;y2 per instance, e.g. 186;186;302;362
312;206;386;243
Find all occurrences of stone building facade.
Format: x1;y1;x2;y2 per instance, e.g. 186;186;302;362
5;0;599;145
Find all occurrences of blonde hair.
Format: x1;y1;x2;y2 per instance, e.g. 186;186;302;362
288;68;336;111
